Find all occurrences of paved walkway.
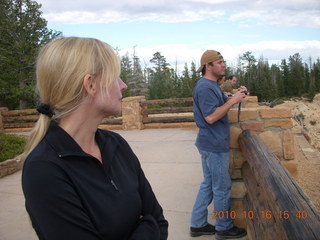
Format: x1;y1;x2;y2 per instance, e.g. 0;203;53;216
0;128;222;240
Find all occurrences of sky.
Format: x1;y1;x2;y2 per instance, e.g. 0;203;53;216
37;0;320;72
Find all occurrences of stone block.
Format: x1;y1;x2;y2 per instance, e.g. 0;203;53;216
234;155;245;169
121;108;134;115
238;108;258;121
230;169;242;180
281;160;298;179
258;130;283;158
283;129;295;160
122;96;146;102
0;159;19;178
229;149;245;170
242;102;259;108
229;108;258;123
123;122;144;130
231;181;246;199
264;119;294;129
259;107;292;119
230;126;242;149
228;109;239;123
240;122;264;132
244;96;258;102
231;199;246;229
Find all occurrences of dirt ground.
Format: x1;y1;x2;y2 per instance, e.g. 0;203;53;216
280;93;320;212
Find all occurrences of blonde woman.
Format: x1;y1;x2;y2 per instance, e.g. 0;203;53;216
22;37;168;240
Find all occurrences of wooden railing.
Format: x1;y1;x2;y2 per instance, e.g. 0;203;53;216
1;109;38;132
141;97;194;124
239;130;320;240
0;97;194;132
0;108;123;132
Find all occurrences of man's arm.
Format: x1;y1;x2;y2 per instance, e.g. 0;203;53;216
205;88;247;124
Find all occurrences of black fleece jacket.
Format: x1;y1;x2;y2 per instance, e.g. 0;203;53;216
22;122;168;240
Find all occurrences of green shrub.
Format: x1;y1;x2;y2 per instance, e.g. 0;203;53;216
0;133;26;162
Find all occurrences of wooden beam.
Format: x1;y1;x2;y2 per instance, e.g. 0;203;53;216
239;130;320;240
143;115;194;123
141;97;193;106
1;109;38;116
242;162;287;240
3;115;39;123
142;106;193;115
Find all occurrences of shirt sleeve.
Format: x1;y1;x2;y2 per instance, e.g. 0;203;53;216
115;135;168;240
196;86;220;118
22;160;104;240
131;167;169;240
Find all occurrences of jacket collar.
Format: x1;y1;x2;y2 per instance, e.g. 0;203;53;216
44;121;119;164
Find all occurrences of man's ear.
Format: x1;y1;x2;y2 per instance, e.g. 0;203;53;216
83;74;97;96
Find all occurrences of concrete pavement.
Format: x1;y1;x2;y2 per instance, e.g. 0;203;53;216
0;127;224;240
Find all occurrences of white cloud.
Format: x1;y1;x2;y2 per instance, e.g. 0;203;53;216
38;0;320;28
119;40;320;72
230;9;320;28
35;0;320;73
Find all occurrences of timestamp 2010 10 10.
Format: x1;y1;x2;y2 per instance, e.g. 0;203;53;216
212;210;308;220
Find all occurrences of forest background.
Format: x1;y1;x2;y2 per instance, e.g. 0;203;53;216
1;0;320;110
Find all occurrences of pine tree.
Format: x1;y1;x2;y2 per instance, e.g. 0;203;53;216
304;63;310;95
180;63;192;97
257;57;277;101
190;61;200;88
120;53;132;98
240;51;257;93
314;59;320;93
130;54;148;97
0;0;61;109
280;59;290;97
148;52;172;99
288;53;304;96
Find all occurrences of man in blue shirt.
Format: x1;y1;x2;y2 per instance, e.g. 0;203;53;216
190;50;247;239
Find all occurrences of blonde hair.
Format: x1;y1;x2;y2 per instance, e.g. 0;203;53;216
21;37;120;162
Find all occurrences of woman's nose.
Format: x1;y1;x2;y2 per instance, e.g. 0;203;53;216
119;79;127;92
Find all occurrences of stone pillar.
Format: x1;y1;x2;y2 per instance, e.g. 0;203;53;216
122;96;145;130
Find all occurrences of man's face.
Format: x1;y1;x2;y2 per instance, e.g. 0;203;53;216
231;77;238;86
209;57;225;77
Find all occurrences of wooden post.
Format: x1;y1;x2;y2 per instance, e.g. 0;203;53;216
0;107;8;132
239;130;320;240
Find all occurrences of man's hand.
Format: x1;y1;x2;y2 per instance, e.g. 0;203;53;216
230;88;247;105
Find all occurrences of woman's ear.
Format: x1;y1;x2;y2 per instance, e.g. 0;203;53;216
83;74;97;96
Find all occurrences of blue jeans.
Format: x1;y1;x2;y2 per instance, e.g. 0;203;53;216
191;150;233;231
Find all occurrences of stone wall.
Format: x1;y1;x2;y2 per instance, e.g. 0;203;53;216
0;156;21;178
227;96;295;228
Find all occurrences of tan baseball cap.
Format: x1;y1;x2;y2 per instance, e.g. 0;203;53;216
196;50;223;72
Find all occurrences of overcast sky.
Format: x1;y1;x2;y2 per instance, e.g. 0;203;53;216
37;0;320;71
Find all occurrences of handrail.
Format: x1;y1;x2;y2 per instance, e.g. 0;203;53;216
141;97;194;124
239;130;320;240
